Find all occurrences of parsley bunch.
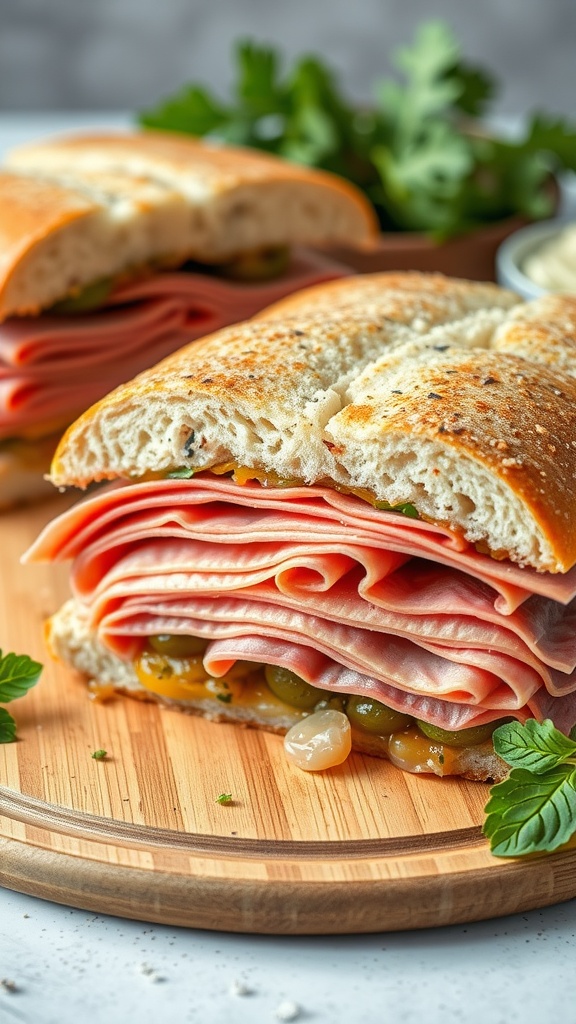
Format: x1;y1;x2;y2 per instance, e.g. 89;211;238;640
483;719;576;857
139;22;576;239
0;649;43;742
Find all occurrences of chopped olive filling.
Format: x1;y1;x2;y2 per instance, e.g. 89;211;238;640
135;636;505;758
48;246;292;316
157;463;421;518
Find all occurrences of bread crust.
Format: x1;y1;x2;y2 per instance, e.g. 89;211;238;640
49;271;576;571
0;173;99;318
8;130;378;234
0;131;377;320
328;345;576;570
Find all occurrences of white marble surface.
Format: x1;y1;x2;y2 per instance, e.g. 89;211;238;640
1;113;576;1024
1;886;576;1024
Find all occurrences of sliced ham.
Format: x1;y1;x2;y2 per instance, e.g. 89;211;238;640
29;475;576;609
0;249;347;437
27;473;576;734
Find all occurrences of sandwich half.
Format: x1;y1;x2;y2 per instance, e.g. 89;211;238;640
1;130;376;507
26;273;576;781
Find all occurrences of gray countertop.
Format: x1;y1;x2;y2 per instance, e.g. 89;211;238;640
2;886;576;1024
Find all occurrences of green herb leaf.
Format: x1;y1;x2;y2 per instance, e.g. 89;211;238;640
492;719;576;775
483;718;576;857
374;500;419;518
0;649;43;703
140;85;229;136
0;707;17;744
522;113;576;173
216;692;232;704
137;23;576;237
387;20;462;129
166;467;195;479
236;40;284;119
483;765;576;857
91;749;108;760
215;792;233;805
446;60;496;117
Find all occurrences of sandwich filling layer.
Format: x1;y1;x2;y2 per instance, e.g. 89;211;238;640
27;473;576;769
0;249;346;450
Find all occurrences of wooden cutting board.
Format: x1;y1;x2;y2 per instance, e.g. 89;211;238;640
1;496;576;934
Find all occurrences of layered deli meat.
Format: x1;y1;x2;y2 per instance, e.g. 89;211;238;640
28;473;576;736
0;251;345;441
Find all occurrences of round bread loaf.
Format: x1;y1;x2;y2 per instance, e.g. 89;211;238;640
48;271;576;572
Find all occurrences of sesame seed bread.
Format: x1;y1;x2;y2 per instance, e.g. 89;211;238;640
0;131;377;321
50;272;518;490
48;270;576;572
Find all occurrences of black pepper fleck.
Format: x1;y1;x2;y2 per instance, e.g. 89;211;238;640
428;392;443;400
482;376;496;385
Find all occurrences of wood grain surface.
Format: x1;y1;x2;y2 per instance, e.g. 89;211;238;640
1;495;576;933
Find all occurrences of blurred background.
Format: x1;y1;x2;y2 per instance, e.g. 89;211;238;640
0;0;574;116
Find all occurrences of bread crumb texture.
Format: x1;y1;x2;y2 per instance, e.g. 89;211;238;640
50;272;576;572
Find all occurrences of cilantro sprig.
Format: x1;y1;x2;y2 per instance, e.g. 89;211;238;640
483;719;576;857
139;22;576;238
0;649;43;743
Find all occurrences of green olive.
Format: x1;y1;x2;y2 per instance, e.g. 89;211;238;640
52;277;113;313
346;695;413;735
416;719;501;748
264;665;326;709
148;634;208;657
313;695;348;714
219;246;291;282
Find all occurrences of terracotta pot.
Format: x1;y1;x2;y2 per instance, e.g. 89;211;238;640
320;214;537;283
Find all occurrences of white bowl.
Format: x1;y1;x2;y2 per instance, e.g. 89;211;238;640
496;218;575;300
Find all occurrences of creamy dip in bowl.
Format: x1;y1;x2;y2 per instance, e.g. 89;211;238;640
496;219;576;299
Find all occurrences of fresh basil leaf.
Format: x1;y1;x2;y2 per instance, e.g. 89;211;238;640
166;467;195;479
483;765;576;857
0;650;43;703
493;719;576;775
0;707;16;743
